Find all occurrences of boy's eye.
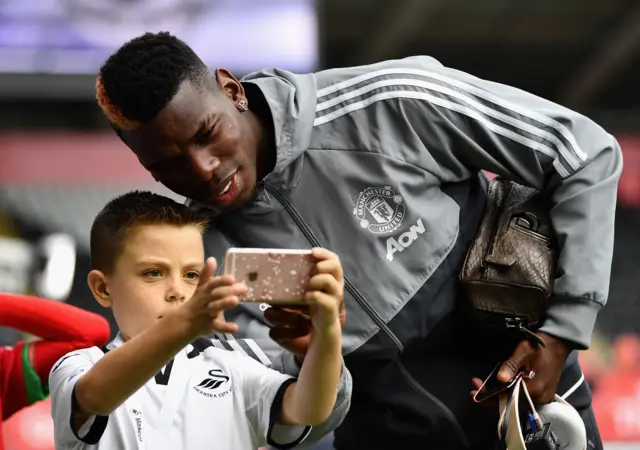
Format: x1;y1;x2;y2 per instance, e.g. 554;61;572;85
145;270;162;278
185;271;200;280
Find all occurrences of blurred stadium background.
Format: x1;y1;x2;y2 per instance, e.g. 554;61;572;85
1;0;640;448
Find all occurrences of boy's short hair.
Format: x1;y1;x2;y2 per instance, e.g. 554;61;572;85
90;191;209;273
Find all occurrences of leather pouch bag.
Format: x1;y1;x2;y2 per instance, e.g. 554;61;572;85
459;177;558;346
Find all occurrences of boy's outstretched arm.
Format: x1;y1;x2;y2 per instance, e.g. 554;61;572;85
225;306;352;448
54;259;244;430
279;248;344;426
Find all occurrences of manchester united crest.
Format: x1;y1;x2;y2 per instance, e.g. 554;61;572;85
353;186;405;234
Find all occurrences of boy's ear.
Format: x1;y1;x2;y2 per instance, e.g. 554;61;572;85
87;270;112;308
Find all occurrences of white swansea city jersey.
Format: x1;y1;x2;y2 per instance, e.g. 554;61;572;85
49;334;310;450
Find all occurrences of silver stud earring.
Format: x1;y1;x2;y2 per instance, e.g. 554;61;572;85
238;100;248;112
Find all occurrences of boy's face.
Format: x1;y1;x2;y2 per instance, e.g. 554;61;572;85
91;224;206;340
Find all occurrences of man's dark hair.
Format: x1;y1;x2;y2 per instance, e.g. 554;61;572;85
90;191;209;273
96;32;212;128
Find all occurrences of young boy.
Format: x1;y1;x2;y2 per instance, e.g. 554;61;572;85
49;191;346;450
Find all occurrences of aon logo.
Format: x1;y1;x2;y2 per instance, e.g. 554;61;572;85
386;218;425;262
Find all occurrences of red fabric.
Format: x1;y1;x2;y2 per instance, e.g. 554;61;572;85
593;370;640;442
2;398;54;450
0;294;110;449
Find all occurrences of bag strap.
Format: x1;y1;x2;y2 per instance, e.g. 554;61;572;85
497;376;543;447
498;392;510;441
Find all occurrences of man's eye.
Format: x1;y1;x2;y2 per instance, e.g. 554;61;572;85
203;125;216;140
145;270;162;278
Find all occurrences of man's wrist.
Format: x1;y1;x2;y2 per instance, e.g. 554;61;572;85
538;331;572;360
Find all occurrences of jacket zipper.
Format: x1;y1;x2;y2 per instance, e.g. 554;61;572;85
262;183;404;352
262;183;469;447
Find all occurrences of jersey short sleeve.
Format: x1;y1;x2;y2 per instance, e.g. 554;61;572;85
49;348;107;449
231;351;311;448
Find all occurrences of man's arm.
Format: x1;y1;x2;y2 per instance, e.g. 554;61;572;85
314;55;622;350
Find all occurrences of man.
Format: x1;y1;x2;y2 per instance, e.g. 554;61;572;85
95;32;622;449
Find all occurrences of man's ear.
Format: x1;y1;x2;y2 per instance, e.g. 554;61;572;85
87;270;112;308
214;68;246;105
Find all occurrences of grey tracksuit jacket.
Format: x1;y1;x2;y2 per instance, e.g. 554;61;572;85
194;55;622;449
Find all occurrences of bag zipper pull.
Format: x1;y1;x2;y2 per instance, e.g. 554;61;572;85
505;318;546;348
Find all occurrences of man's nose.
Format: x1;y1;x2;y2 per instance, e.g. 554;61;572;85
187;149;220;181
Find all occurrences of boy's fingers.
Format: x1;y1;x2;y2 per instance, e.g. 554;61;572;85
207;296;240;314
314;259;344;282
204;275;238;293
312;248;343;278
209;283;247;300
311;247;333;260
198;257;217;287
305;290;336;309
308;274;341;297
212;319;238;334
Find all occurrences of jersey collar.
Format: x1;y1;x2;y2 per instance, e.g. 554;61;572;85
106;333;125;350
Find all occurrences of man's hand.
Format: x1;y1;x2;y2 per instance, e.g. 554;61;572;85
263;248;346;359
495;332;571;404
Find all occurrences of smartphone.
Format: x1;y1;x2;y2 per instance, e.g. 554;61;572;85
473;363;531;403
224;248;316;305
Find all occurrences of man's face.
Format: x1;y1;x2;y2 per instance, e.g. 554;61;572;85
103;224;205;340
122;76;259;210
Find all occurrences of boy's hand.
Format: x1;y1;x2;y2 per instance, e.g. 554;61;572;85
173;257;247;339
305;248;344;333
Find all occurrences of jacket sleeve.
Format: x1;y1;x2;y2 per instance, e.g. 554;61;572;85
314;56;622;350
225;306;352;448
